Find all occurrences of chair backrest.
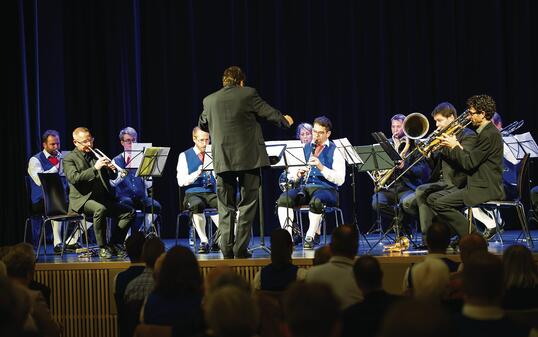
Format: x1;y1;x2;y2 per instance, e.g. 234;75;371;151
515;153;531;203
38;173;69;217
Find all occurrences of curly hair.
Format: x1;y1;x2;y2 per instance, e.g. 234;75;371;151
466;94;496;120
222;66;245;86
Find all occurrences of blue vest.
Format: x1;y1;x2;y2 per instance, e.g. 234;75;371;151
29;152;68;204
303;142;338;189
113;154;147;200
184;148;216;194
260;263;298;291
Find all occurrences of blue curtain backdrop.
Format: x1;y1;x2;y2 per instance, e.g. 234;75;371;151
4;0;537;245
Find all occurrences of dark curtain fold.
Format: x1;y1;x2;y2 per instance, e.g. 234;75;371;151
4;0;537;245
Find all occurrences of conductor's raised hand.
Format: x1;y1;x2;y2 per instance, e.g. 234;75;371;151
284;115;294;126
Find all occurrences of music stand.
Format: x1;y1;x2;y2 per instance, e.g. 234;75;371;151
125;143;152;169
135;147;171;237
248;143;288;255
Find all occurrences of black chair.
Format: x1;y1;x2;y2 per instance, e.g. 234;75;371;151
37;173;90;257
467;154;534;247
175;187;218;250
24;176;45;243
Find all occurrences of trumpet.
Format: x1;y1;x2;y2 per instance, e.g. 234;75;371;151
500;120;524;136
88;147;129;178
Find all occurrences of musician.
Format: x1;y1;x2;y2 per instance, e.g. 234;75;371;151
112;127;161;233
176;127;219;254
199;66;293;259
27;130;82;253
64;127;136;259
371;114;429;230
278;123;313;191
276;116;345;249
433;95;504;243
411;103;476;244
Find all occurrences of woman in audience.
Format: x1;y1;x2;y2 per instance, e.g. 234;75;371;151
502;244;538;310
140;246;204;336
253;228;306;291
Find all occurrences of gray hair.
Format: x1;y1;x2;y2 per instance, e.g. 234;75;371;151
412;257;449;300
118;127;138;141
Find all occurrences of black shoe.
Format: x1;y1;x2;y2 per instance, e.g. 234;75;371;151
235;251;252;259
314;234;321;245
65;242;82;252
449;239;460;252
482;228;498;241
198;242;209;254
99;247;113;259
210;242;220;252
304;236;315;249
107;244;119;257
53;244;63;255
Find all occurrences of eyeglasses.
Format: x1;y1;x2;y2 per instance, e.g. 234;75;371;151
121;139;136;144
76;138;94;145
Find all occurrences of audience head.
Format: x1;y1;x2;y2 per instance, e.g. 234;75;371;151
378;299;453;337
142;237;165;269
205;285;259;337
0;262;5;278
282;282;341;337
502;244;538;289
463;251;503;305
206;268;250;295
2;244;36;286
426;219;451;253
353;255;383;292
330;224;358;259
411;257;450;301
313;245;332;266
270;228;293;266
125;232;146;262
459;233;488;265
154;246;201;297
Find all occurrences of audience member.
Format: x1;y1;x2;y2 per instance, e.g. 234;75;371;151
410;257;450;301
253;228;307;291
313;245;332;266
115;232;146;337
3;247;61;337
140;246;204;336
282;282;341;337
454;251;531;337
378;299;454;337
341;255;401;337
305;224;362;309
0;276;32;337
502;245;538;310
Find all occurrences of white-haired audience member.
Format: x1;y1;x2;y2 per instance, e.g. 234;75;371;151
411;257;450;301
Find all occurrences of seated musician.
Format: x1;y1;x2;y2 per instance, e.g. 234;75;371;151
409;102;476;246
112;127;162;233
176;127;219;254
63;127;136;259
371;114;430;231
27;130;82;253
433;95;505;246
276;116;345;249
278;122;313;191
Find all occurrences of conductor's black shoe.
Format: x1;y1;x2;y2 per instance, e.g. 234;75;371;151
53;244;63;255
198;242;209;254
482;228;498;241
99;247;113;259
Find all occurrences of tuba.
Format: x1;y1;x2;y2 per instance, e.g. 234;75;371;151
374;113;429;191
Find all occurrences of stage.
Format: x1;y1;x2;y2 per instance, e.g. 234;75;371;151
33;230;537;337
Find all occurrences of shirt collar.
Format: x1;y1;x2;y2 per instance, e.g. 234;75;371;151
43;150;58;158
476;121;491;134
193;146;203;155
312;139;330;148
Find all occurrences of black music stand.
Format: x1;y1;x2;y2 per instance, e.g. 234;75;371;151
248;144;288;255
135;147;170;237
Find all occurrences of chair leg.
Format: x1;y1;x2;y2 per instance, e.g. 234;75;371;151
297;209;305;247
493;209;503;245
83;217;90;254
516;203;533;248
467;208;474;234
61;220;69;257
36;220;49;258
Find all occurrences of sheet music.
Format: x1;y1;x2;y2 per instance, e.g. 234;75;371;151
202;144;214;170
333;138;363;165
125;142;152;168
503;132;538;165
265;140;306;167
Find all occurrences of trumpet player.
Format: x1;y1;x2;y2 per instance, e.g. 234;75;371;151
112;127;162;233
64;127;136;259
371;114;429;230
176;126;219;254
276;116;345;249
433;95;504;245
410;102;476;246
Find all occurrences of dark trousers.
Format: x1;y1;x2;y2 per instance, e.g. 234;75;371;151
277;186;338;213
217;169;260;257
183;192;218;213
118;196;162;214
82;199;135;247
414;182;456;235
430;188;474;238
371;187;415;228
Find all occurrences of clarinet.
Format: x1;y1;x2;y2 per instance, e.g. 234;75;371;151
297;143;317;198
